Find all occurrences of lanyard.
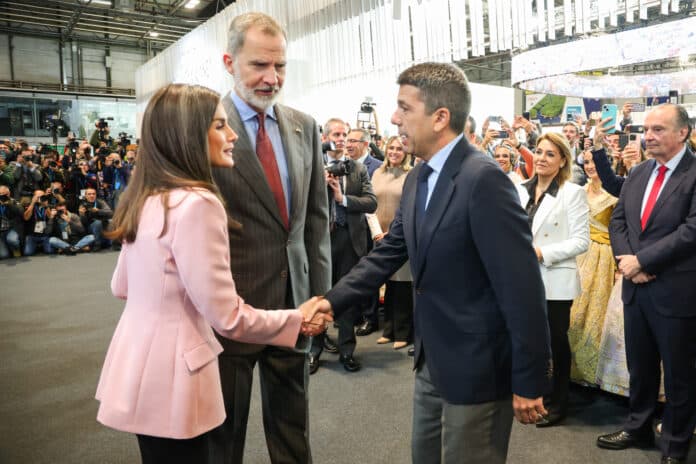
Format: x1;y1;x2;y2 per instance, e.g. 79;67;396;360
34;206;46;220
0;205;6;217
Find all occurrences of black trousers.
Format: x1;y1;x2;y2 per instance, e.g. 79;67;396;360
545;300;572;417
381;280;413;342
314;225;360;358
137;432;210;464
209;347;310;464
624;286;696;459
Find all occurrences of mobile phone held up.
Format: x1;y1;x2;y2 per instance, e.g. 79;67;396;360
601;104;618;134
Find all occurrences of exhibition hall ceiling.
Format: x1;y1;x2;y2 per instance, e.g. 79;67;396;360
0;0;228;51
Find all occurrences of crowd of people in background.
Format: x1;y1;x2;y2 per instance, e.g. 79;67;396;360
0;132;136;257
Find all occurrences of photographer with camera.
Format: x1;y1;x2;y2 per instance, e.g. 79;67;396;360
101;153;130;209
89;118;116;150
79;187;112;251
66;160;100;211
309;118;377;374
12;148;43;203
0;185;22;259
0;151;18;190
22;189;55;256
48;199;95;255
40;152;66;189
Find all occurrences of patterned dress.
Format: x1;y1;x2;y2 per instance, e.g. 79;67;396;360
568;187;617;385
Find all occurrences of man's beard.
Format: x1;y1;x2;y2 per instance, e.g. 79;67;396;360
232;63;281;111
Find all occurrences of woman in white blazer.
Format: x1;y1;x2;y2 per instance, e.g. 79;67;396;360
516;132;589;427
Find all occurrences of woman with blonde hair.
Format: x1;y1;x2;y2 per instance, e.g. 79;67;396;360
96;84;330;463
370;136;414;350
516;132;589;427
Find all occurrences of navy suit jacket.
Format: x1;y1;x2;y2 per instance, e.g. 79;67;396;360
361;154;382;179
326;137;551;404
609;147;696;317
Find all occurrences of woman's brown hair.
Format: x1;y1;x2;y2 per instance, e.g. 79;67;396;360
106;83;224;243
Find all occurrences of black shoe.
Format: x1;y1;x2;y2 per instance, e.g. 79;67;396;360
339;355;361;372
63;247;76;256
308;353;319;375
535;412;565;428
661;457;685;464
407;347;415;357
323;335;338;354
596;430;654;450
355;320;377;336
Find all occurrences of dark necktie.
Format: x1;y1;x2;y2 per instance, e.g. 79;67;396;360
256;113;289;229
415;164;433;237
641;164;668;230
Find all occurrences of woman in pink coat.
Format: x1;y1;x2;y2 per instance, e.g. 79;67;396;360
95;84;331;463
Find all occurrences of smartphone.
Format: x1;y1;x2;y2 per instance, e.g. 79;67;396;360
601;104;618;134
629;133;641;143
629;103;645;112
628;125;644;133
522;111;530;121
618;134;630;150
496;131;509;139
489;115;501;123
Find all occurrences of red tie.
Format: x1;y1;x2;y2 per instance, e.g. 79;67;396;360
641;165;668;230
256;113;289;229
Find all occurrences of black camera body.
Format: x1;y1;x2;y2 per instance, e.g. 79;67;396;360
321;141;336;153
325;159;353;177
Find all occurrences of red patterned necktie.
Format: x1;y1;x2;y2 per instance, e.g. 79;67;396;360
640;165;668;230
256;113;289;229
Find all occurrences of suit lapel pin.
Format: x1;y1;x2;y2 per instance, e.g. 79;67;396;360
295;128;302;134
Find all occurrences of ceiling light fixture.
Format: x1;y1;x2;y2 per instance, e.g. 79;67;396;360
184;0;200;9
149;31;160;37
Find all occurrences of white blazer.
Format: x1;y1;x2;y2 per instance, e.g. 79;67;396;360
516;180;589;300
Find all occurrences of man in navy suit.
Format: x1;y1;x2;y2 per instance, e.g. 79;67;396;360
313;62;551;463
598;104;696;464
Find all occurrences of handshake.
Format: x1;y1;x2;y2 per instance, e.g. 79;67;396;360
297;297;334;337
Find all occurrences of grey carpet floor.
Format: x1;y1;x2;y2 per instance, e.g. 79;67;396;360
0;252;693;463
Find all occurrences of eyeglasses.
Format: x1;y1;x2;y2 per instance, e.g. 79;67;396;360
346;139;367;144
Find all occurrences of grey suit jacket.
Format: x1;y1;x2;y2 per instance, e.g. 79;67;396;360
212;93;332;354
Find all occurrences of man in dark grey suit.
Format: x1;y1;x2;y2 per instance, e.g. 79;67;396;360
310;119;377;374
597;104;696;464
312;62;551;463
345;128;383;336
210;12;331;464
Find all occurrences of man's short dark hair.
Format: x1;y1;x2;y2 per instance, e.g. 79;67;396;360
396;62;471;133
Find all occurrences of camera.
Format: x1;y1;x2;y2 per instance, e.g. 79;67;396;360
113;159;121;167
360;102;375;113
325;159;353;177
49;161;58;169
117;132;131;147
322;141;336;153
96;117;114;142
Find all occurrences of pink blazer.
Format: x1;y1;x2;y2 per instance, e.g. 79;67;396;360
95;188;304;439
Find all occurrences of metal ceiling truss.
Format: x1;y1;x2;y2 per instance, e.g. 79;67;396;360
0;0;210;51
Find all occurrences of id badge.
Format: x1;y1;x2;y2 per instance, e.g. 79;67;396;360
80;189;86;199
62;230;69;240
34;221;46;234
